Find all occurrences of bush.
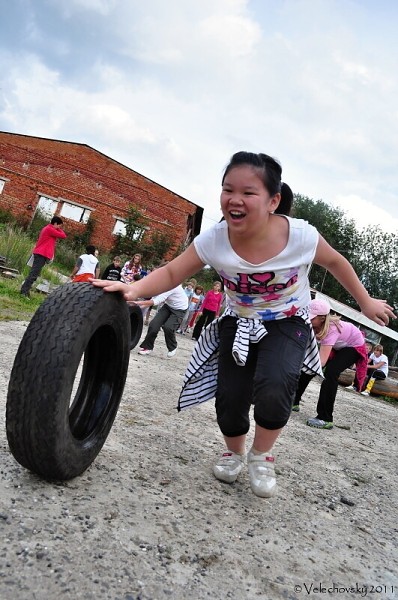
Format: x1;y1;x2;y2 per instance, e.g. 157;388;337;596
0;208;19;225
111;204;175;267
0;224;35;273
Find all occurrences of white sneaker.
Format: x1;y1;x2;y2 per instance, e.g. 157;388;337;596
213;451;245;483
345;385;356;391
138;348;152;355
167;348;177;358
361;391;369;396
247;450;277;498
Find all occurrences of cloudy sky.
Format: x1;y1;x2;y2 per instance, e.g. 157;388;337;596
1;0;397;234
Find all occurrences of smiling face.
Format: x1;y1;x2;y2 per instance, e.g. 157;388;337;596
220;165;280;235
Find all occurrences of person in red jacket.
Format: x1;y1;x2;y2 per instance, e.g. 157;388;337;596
192;281;224;340
20;216;67;298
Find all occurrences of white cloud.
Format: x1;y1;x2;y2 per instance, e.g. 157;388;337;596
334;194;398;234
49;0;117;17
0;0;397;236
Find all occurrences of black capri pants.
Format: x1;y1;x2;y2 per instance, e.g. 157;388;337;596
215;316;310;436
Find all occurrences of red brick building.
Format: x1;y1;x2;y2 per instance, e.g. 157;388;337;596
0;131;203;254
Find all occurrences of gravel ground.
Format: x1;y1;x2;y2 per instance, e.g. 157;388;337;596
0;320;397;600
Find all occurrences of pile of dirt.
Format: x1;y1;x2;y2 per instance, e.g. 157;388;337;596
0;321;397;600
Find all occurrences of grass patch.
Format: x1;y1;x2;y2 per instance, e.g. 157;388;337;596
0;277;45;321
0;221;72;321
0;224;36;274
377;395;398;407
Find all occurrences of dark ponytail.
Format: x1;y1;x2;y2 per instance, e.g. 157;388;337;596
274;182;293;216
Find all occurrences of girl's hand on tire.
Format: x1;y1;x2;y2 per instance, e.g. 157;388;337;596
91;279;138;302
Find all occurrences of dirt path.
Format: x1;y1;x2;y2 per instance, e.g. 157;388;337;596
0;320;397;600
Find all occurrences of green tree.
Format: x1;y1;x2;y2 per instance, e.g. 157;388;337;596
353;225;398;354
354;225;398;299
292;195;398;357
112;205;149;258
141;230;174;267
111;204;178;267
70;215;96;251
292;195;361;306
193;266;223;290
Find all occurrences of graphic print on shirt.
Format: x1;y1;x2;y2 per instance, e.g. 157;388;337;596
218;268;300;320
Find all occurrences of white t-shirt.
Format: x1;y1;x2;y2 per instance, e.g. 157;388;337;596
188;292;203;311
194;216;319;321
152;285;189;310
369;352;389;375
76;253;99;276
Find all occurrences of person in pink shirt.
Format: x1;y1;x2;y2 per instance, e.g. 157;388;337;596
20;216;67;298
192;281;223;340
293;298;367;429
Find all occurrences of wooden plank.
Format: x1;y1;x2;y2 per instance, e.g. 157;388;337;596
0;265;19;275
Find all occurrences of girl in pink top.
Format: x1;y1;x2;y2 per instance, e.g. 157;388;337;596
293;298;367;428
192;281;223;340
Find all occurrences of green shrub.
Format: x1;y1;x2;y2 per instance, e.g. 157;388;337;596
0;224;35;273
0;208;19;225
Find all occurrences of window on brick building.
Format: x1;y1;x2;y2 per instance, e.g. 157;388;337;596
36;195;58;218
112;218;145;241
60;201;91;223
113;219;127;236
0;179;6;194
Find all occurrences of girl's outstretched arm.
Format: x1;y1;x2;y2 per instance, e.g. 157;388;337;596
314;236;395;326
91;244;205;303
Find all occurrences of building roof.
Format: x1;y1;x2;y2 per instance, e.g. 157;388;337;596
0;130;202;210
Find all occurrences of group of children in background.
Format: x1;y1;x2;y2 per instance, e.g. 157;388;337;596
177;280;224;338
70;251;148;284
68;247;226;359
100;253;145;283
99;254;224;337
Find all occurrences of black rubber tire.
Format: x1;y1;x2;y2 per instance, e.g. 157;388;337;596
128;304;143;350
6;283;133;481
